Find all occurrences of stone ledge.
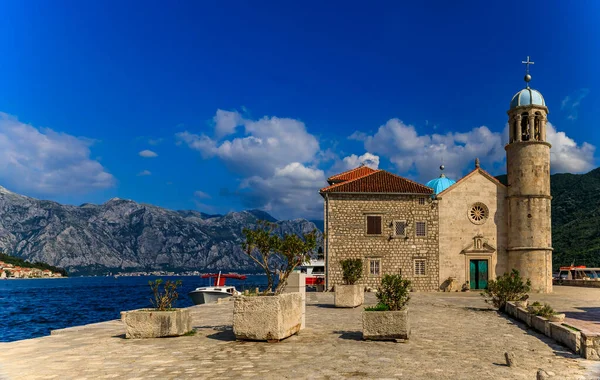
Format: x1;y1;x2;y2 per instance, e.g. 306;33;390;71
505;302;593;360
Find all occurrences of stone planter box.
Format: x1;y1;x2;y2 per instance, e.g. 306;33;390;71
581;332;600;360
549;322;581;354
362;308;410;341
233;292;303;342
516;307;532;326
531;315;550;336
548;313;565;322
505;302;517;318
121;308;191;339
335;284;364;308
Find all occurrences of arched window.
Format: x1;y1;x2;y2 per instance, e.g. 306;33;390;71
534;112;542;141
520;112;529;141
511;119;518;143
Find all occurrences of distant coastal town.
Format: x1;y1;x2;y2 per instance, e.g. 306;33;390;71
0;261;63;278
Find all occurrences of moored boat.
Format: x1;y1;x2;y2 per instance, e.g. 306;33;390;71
296;258;325;290
188;272;247;305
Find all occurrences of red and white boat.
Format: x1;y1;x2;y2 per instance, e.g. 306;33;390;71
296;258;325;288
188;272;247;305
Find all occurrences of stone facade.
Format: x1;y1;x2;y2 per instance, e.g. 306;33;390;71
437;169;508;289
324;194;439;291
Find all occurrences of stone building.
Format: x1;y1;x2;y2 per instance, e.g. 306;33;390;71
320;61;553;293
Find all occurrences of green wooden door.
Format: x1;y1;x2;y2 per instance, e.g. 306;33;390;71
469;260;489;289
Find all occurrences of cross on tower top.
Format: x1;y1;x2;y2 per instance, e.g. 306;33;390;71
521;56;534;87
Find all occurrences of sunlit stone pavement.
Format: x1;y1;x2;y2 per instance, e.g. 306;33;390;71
1;286;599;379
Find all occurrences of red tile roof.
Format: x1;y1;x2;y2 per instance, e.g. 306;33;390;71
327;165;377;184
321;169;433;195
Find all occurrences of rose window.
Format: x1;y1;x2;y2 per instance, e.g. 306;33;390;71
469;203;489;224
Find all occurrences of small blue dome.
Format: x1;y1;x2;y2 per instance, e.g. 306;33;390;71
426;175;456;195
510;88;545;109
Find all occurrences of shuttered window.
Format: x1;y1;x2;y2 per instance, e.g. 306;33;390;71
366;215;382;235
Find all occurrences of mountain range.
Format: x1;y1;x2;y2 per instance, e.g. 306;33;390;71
0;186;321;275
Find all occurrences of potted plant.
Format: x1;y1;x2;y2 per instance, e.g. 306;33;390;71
532;303;565;322
335;258;364;308
362;274;411;341
480;269;531;312
121;279;191;339
233;221;317;342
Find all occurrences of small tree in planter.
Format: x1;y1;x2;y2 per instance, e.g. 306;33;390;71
121;278;192;339
234;220;318;342
480;269;531;312
335;259;364;308
362;274;411;341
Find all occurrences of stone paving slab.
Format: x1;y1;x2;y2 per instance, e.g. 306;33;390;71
0;287;599;379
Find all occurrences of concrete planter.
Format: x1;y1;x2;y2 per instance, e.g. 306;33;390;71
121;308;191;339
514;300;528;308
362;308;410;341
516;307;532;326
531;315;550;336
581;332;600;360
233;292;303;342
548;313;565;322
335;284;364;308
549;322;580;353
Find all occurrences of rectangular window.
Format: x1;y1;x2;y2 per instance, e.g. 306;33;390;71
419;197;426;205
414;259;426;276
416;221;426;237
394;221;406;237
366;215;382;235
369;259;381;276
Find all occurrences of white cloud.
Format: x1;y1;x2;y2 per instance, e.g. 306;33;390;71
177;111;320;178
340;152;380;170
214;109;243;138
148;138;163;146
547;122;595;173
137;170;152;176
194;190;211;199
139;149;158;158
359;118;505;181
561;89;589;120
0;112;114;195
239;163;325;219
177;110;324;218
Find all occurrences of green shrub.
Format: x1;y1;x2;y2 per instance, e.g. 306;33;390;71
480;269;531;311
149;279;182;311
374;274;411;311
531;301;542;307
340;259;363;285
532;303;555;318
364;303;389;311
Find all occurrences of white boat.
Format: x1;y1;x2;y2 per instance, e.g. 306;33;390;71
188;272;247;305
296;258;325;288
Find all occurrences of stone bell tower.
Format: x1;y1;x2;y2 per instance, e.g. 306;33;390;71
505;56;553;293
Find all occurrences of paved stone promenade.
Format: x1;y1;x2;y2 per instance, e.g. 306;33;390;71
1;286;600;379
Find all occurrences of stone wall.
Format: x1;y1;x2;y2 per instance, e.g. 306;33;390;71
437;170;508;289
324;193;439;291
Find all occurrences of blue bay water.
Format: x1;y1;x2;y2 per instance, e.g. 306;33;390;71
0;275;268;342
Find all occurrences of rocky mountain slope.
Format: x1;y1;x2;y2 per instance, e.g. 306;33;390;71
0;187;321;275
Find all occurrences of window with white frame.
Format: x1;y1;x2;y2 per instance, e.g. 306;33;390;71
414;259;426;276
369;259;381;276
416;221;426;237
394;221;406;237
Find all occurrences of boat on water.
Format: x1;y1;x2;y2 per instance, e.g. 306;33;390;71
554;265;600;281
296;258;325;290
188;272;247;305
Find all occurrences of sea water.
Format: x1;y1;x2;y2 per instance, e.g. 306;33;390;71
0;275;268;342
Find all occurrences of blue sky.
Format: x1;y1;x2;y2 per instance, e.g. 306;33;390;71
0;1;598;219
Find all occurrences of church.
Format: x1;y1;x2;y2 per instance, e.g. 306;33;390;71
320;59;553;293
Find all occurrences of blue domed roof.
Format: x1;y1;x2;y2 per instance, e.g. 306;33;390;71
426;175;456;195
510;88;545;109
